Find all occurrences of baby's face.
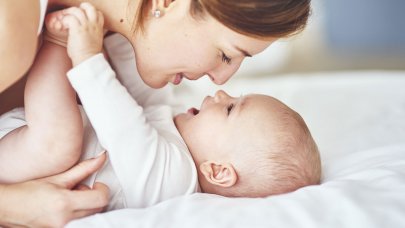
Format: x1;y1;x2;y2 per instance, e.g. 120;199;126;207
174;90;286;164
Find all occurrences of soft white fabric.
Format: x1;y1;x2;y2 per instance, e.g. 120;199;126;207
0;108;26;139
38;0;48;35
67;70;405;228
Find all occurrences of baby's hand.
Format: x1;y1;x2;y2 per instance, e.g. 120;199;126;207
62;3;104;66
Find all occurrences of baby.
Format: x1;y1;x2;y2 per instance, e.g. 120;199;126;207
0;4;321;209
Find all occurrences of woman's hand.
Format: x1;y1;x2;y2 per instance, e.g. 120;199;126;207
0;153;110;228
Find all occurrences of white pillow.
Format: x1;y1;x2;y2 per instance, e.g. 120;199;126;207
67;71;405;228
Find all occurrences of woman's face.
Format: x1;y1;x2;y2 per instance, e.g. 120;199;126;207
131;1;276;88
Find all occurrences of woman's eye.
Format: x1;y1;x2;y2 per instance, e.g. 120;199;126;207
221;52;232;65
227;103;234;115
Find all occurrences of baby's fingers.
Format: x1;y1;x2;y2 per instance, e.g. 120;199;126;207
97;11;104;27
62;15;80;30
63;7;87;25
80;2;98;22
80;2;104;26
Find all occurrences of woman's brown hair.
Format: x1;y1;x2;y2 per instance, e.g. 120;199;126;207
134;0;311;38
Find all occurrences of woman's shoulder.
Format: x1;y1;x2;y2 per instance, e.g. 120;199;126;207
0;1;42;91
0;1;40;36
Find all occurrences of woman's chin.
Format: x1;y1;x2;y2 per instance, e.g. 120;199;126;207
142;77;167;89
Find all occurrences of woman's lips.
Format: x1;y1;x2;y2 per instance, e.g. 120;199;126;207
173;73;183;85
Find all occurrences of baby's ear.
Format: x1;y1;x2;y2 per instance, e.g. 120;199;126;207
199;161;237;187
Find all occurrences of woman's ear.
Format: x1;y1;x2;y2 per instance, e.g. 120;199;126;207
163;0;176;8
200;161;238;188
151;0;177;17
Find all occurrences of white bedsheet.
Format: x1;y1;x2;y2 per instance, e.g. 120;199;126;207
67;71;405;228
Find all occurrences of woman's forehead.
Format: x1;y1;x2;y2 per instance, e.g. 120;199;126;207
208;21;275;54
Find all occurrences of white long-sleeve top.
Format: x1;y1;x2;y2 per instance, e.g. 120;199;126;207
67;34;199;210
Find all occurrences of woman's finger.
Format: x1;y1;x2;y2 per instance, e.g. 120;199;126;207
68;182;110;210
97;11;104;27
71;207;105;221
75;184;91;191
45;152;107;189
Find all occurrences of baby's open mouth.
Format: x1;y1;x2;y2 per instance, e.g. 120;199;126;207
188;108;200;115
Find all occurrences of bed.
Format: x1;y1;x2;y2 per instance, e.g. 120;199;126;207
67;70;405;228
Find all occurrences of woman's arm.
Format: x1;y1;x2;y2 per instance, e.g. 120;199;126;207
0;0;40;92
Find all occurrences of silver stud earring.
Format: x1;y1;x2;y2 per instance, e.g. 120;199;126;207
153;9;161;18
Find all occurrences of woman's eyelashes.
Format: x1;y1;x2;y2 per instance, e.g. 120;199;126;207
221;52;232;65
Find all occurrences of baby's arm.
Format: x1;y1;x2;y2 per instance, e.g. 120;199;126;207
65;5;196;206
68;54;196;207
0;15;83;183
63;5;159;164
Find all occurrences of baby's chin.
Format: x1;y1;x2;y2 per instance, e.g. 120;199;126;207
173;114;184;129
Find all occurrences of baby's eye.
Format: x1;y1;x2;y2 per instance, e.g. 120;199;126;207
221;52;232;65
227;103;234;115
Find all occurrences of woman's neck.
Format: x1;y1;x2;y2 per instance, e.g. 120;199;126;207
48;0;139;37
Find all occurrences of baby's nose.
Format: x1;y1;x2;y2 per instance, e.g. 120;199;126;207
214;90;230;102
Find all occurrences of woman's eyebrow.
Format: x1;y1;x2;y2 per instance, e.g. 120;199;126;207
233;45;252;57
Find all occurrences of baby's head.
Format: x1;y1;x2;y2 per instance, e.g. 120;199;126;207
174;90;321;197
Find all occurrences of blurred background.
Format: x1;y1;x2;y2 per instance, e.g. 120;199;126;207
233;0;405;78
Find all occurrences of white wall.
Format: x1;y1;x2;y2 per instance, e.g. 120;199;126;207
234;0;405;78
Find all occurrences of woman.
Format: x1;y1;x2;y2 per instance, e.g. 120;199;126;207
1;0;309;90
0;0;310;226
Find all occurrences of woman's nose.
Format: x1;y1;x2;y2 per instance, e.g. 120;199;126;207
207;62;241;85
208;73;230;85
